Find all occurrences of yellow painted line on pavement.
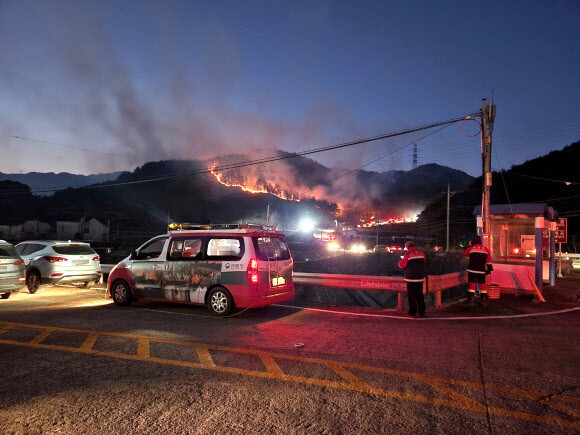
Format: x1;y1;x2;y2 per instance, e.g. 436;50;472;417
28;327;57;345
414;375;487;412
0;320;578;429
137;338;150;358
259;353;285;377
80;333;99;351
0;323;15;335
325;361;368;388
195;346;215;367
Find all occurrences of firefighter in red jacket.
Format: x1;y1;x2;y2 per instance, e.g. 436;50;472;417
463;235;493;306
398;241;427;317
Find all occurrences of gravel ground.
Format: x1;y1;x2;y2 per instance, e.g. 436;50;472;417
0;282;578;434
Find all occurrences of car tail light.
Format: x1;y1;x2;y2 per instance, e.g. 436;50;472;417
13;260;24;265
92;256;100;261
44;256;68;263
50;273;63;277
247;258;259;284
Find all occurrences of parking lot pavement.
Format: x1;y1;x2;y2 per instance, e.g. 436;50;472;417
0;285;578;433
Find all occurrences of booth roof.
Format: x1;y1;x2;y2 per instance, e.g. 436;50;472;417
473;203;556;218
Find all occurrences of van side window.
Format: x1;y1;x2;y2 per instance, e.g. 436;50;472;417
135;238;167;260
168;238;203;261
206;238;244;260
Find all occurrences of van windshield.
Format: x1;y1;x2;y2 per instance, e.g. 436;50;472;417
253;237;291;261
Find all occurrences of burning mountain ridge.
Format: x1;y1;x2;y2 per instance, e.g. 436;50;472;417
0;155;475;236
209;163;301;202
205;152;475;220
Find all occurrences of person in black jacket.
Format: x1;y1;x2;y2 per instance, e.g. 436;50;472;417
398;241;427;317
463;235;493;306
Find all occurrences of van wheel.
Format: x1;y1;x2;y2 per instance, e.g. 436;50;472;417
27;271;41;294
1;293;10;299
112;280;133;306
207;287;234;316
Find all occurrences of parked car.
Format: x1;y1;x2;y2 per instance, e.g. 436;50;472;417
0;240;26;299
15;241;102;293
107;224;295;316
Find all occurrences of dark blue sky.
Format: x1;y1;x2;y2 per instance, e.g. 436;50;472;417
0;0;578;176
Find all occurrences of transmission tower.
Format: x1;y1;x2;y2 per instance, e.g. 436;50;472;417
412;143;418;169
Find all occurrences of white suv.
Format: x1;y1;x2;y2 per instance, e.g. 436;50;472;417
15;241;102;293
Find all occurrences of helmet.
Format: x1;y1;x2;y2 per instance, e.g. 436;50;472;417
404;241;415;249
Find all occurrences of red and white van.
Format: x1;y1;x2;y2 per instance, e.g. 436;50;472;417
107;224;294;315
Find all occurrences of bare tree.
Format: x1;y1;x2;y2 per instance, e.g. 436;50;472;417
566;234;580;253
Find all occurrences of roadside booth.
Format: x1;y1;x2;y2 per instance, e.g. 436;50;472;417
473;204;557;294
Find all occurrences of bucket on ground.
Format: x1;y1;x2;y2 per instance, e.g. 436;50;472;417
487;284;501;299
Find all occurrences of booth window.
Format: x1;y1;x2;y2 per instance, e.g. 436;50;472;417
491;220;536;262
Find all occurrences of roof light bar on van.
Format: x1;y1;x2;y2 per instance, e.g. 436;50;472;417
168;223;212;231
168;223;278;232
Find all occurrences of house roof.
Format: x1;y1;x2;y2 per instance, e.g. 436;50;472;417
473;203;556;218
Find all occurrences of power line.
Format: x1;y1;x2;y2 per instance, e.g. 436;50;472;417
510;173;580;185
494;147;514;216
0;114;476;195
1;134;133;158
298;124;453;197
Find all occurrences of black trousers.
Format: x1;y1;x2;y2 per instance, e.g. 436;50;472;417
407;281;425;316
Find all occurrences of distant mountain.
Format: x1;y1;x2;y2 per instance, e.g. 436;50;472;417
0;153;475;244
205;152;475;219
0;171;123;195
417;141;580;245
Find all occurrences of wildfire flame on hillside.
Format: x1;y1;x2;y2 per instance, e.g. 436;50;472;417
209;163;301;202
208;162;423;222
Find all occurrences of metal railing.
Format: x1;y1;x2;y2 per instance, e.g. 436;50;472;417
293;271;467;311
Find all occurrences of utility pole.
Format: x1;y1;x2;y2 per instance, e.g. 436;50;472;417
446;183;451;251
266;204;270;227
480;98;496;249
446;183;460;250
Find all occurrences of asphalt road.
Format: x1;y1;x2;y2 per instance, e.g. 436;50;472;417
0;285;578;434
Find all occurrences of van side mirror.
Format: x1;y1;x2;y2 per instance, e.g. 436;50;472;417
130;250;138;260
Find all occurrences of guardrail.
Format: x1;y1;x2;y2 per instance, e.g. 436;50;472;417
101;264;467;311
294;271;467;311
